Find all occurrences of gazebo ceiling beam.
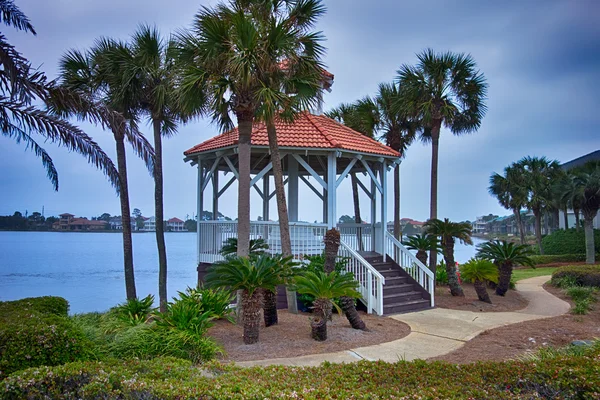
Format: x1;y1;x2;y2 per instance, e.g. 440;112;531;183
253;185;264;200
202;157;221;192
355;175;372;198
250;161;273;186
300;174;324;200
223;156;239;179
217;176;236;198
360;159;383;194
336;155;361;188
268;177;289;200
252;152;268;170
292;154;326;189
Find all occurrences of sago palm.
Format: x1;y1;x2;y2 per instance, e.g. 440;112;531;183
57;39;155;300
397;49;487;271
570;161;600;264
424;218;473;296
476;240;534;296
402;234;441;266
204;254;286;344
459;259;498;304
0;0;120;192
293;271;361;341
220;237;269;258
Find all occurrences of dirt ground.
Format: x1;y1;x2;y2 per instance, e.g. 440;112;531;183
434;283;528;312
431;284;600;364
208;310;410;362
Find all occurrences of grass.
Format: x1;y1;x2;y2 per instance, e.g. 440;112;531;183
512;267;558;282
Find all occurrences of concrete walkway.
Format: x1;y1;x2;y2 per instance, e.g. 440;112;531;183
238;276;570;367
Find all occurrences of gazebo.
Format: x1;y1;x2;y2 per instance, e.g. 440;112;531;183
184;112;434;315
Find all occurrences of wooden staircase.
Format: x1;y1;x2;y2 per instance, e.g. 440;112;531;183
360;252;431;315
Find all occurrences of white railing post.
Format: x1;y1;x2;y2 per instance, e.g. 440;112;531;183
367;271;373;314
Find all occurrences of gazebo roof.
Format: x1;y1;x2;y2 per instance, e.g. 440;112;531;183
184;112;400;158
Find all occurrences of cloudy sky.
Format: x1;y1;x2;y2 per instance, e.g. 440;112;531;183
1;0;598;223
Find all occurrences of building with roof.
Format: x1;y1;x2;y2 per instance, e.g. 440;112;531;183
53;213;108;231
167;217;186;232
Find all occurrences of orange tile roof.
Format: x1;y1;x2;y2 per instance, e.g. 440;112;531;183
184;112;400;158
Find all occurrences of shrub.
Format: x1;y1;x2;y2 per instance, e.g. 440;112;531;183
109;294;155;326
530;253;587;265
3;343;600;399
0;297;90;379
175;286;234;321
541;228;600;255
435;262;448;285
551;265;600;287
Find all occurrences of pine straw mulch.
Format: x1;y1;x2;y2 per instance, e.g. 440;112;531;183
207;310;410;362
431;284;600;364
434;283;528;312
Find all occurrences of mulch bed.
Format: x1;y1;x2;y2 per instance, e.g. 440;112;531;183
434;283;528;312
431;284;600;364
208;310;410;362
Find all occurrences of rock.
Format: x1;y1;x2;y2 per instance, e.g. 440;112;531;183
571;340;594;347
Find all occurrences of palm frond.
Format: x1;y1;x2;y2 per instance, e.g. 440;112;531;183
0;0;35;33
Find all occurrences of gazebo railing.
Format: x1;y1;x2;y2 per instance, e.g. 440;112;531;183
336;223;374;252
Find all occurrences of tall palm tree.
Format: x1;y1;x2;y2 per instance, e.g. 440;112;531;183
557;171;583;231
376;82;418;241
477;240;534;296
489;165;528;244
515;156;561;254
424;218;473;296
58;40;155;300
402;234;441;266
0;0;120;192
570;161;600;264
397;49;488;271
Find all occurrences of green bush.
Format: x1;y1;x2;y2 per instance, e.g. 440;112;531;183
110;294;155;325
541;228;600;255
0;297;90;379
175;286;234;321
551;265;600;287
530;253;587;265
3;343;600;399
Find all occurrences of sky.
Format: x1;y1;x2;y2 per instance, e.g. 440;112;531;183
1;0;599;223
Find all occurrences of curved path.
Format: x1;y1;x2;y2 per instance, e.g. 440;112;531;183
238;276;570;367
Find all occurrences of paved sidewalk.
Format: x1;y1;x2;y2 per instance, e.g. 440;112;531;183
237;276;570;367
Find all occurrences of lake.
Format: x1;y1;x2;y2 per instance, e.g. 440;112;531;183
0;231;483;314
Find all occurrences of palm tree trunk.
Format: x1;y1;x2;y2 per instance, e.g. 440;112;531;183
496;262;512;296
114;133;136;300
428;120;441;273
563;206;569;230
153;119;168;313
442;239;463;297
350;174;363;251
266;121;296;318
340;296;366;330
262;288;278;327
236;115;253;258
514;209;525;245
583;214;596;264
416;250;427;266
534;208;543;255
241;289;261;345
574;208;581;231
311;316;327;341
473;279;491;303
324;228;340;273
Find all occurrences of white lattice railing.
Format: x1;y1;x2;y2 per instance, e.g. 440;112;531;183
198;221;327;264
385;232;435;307
337;223;374;252
338;239;385;315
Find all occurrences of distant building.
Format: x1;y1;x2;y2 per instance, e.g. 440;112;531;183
472;216;488;234
143;216;156;232
108;216;136;231
167;217;186;232
53;213;107;231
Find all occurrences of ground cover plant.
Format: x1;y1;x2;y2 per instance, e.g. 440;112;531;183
2;341;599;399
551;265;600;315
511;267;557;281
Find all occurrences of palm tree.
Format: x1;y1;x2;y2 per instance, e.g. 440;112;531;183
515;156;561;254
58;40;155;300
220;237;268;257
570;161;600;264
459;259;498;303
204;254;287;344
293;271;361;341
424;218;473;296
0;0;120;193
489;165;528;244
476;240;534;296
376;82;418;241
557;171;583;232
397;49;488;271
402;234;441;266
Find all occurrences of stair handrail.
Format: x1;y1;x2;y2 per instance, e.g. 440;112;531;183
339;239;385;315
385;232;435;307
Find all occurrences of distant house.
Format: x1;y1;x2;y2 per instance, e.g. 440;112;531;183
108;216;136;231
143;216;156;232
472;216;489;234
167;217;186;232
53;213;107;231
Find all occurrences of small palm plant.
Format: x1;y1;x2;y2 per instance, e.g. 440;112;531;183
220;238;269;258
477;240;534;296
459;259;498;304
293;271;361;341
424;218;473;297
204;254;286;344
111;294;155;325
403;234;441;266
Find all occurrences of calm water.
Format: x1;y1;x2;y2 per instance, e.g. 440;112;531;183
0;231;482;314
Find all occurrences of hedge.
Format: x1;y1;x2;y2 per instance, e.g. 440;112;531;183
2;348;600;399
551;265;600;288
0;297;91;379
529;253;593;265
541;228;600;255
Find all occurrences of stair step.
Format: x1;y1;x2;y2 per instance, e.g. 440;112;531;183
383;291;425;305
379;269;404;278
383;283;420;295
384;276;409;285
383;299;431;315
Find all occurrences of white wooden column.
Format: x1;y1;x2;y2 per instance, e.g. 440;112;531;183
379;161;388;258
370;175;376;252
326;152;337;229
212;171;219;221
196;160;204;264
288;155;299;222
